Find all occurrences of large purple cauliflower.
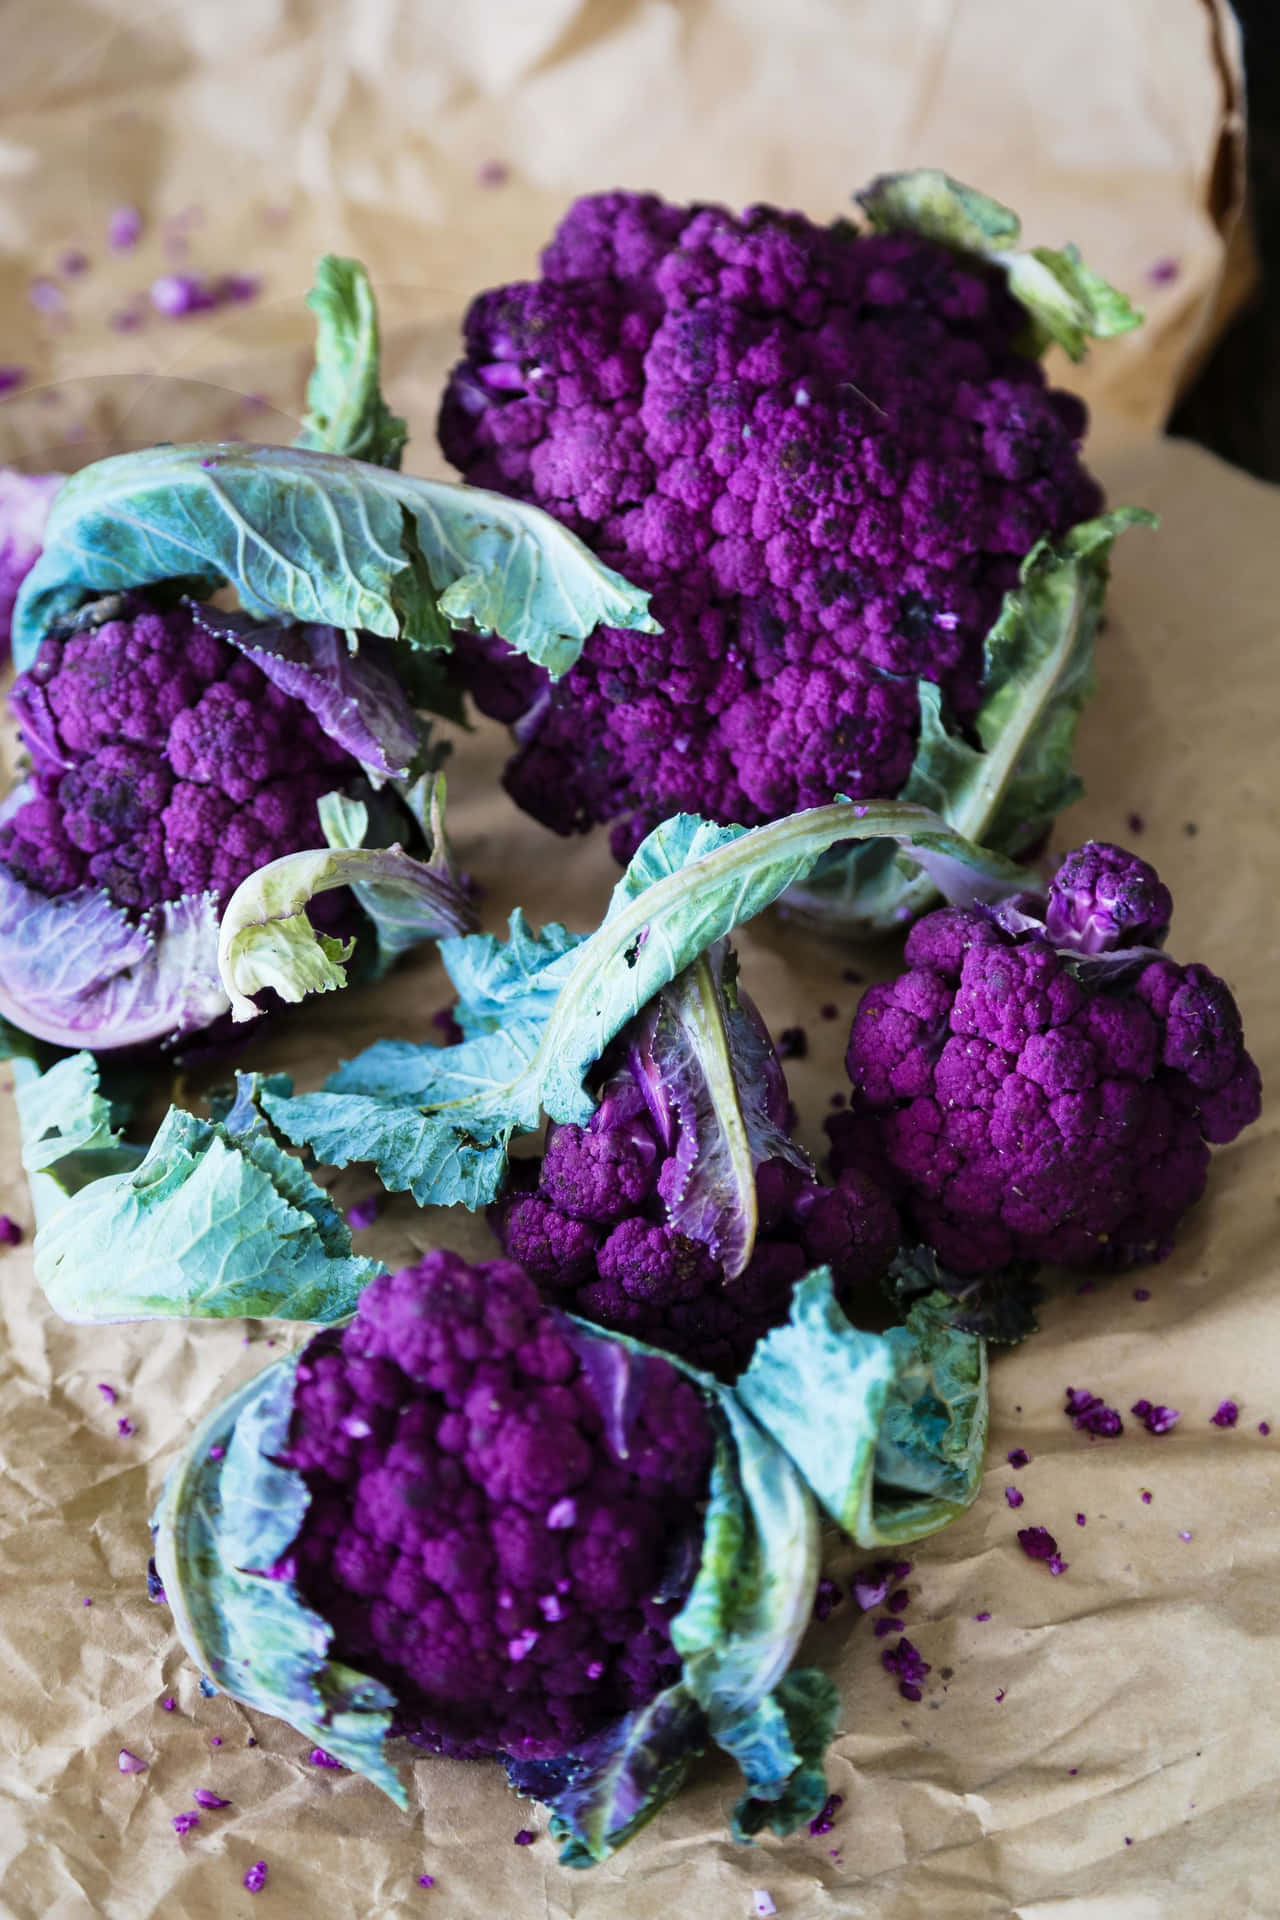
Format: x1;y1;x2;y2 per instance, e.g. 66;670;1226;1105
282;1250;714;1762
439;189;1104;859
830;842;1261;1274
0;468;60;660
1;598;359;913
492;988;900;1378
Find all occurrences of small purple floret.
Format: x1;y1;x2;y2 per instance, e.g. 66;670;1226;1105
345;1193;381;1233
192;1789;230;1808
808;1792;843;1837
1210;1400;1239;1428
1132;1400;1180;1435
117;1749;148;1774
171;1811;201;1836
1007;1448;1029;1469
812;1576;843;1622
1005;1486;1024;1509
1065;1388;1124;1438
513;1829;536;1846
1017;1526;1060;1563
243;1861;268;1893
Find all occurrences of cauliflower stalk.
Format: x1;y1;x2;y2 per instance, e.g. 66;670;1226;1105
438;168;1149;928
152;1250;987;1865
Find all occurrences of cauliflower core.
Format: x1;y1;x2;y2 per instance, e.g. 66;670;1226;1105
439;191;1103;858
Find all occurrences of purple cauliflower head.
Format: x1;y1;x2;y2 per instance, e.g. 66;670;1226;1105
492;1046;900;1380
0;468;60;660
831;843;1261;1273
282;1250;714;1763
439;190;1103;859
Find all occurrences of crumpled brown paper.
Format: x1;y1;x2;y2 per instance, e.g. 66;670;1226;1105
0;4;1271;1915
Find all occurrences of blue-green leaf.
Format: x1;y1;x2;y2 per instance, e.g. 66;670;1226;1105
856;169;1144;359
152;1355;404;1800
14;1051;146;1228
868;1292;989;1544
32;1072;384;1323
266;799;1032;1210
12;443;658;678
296;255;407;470
729;1667;840;1840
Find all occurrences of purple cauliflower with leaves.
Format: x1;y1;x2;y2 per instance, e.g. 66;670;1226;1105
1;598;359;913
830;842;1261;1273
439;189;1103;860
283;1250;714;1761
493;972;899;1378
0;468;60;661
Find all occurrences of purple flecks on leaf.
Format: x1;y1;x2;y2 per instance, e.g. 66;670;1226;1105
1132;1399;1180;1435
0;370;26;396
1065;1387;1124;1437
1006;1448;1029;1469
808;1792;843;1837
813;1576;843;1622
345;1193;381;1233
171;1812;201;1836
0;1215;23;1246
1004;1486;1024;1509
209;1444;225;1460
1211;1400;1239;1428
193;1789;230;1809
244;1861;268;1893
117;1749;148;1774
309;1748;342;1769
1017;1526;1060;1563
777;1025;807;1060
108;206;143;250
513;1829;535;1846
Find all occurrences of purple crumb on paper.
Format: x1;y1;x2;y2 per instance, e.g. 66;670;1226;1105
146;1562;166;1605
0;1216;23;1246
777;1026;807;1060
873;1616;904;1637
418;1875;435;1889
841;967;864;984
1261;1422;1271;1437
117;1417;134;1437
995;1689;1006;1703
1075;1513;1086;1526
1007;1448;1029;1469
513;1829;535;1846
82;1598;92;1606
96;1383;117;1404
808;1792;843;1837
108;205;143;250
477;159;510;187
0;369;27;396
210;1736;222;1747
345;1193;381;1232
1141;1490;1152;1504
1017;1526;1060;1563
852;1570;890;1611
29;277;65;313
162;1697;176;1711
171;1812;201;1836
882;1637;931;1701
1211;1400;1239;1428
1065;1387;1124;1437
828;1091;847;1109
1148;258;1180;285
1047;1555;1068;1575
110;305;146;333
117;1749;148;1774
819;1002;838;1020
887;1588;909;1613
151;274;214;316
310;1748;342;1769
1126;811;1146;834
58;249;90;276
244;1861;268;1893
1068;1767;1078;1775
813;1576;843;1622
974;1611;991;1621
1133;1287;1151;1301
1179;1530;1193;1542
1005;1486;1024;1509
1132;1399;1180;1435
192;1789;230;1809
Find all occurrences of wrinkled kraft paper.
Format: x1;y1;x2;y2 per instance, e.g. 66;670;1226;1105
0;4;1272;1916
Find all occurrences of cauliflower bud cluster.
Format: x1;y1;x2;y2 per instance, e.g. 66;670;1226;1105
832;842;1262;1275
440;190;1103;858
0;597;360;914
494;1044;898;1380
282;1251;714;1762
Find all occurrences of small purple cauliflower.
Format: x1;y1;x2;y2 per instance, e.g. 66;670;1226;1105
282;1251;714;1762
0;469;60;660
1;598;358;913
830;842;1261;1273
439;190;1103;859
493;1021;899;1379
